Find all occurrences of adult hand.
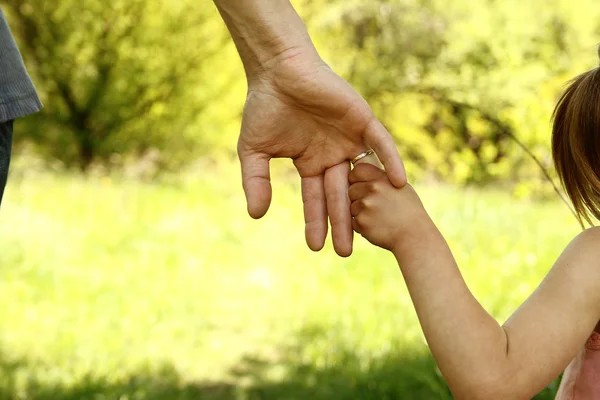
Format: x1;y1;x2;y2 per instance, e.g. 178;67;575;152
239;47;406;257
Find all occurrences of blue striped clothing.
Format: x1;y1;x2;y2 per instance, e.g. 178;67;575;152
0;7;42;122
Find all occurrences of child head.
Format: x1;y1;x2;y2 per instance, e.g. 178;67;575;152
552;54;600;226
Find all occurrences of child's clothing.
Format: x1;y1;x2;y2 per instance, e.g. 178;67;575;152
555;332;600;399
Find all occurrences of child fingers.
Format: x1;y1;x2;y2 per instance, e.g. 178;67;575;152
349;163;386;184
351;199;367;217
348;182;370;202
352;217;361;234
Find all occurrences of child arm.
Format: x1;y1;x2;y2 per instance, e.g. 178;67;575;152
348;164;600;400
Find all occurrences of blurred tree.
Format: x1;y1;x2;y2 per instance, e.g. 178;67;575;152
2;0;231;172
3;0;600;189
308;0;600;189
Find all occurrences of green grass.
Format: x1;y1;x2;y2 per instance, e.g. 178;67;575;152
0;160;582;399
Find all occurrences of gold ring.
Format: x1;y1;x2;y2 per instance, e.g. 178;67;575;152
351;149;375;165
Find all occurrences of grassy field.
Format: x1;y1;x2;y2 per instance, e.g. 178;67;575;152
0;159;582;399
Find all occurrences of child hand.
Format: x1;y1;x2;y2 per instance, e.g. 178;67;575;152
349;164;428;252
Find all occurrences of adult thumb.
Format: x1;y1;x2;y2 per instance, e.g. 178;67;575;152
239;150;272;219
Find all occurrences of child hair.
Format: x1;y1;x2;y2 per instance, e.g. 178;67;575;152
552;51;600;226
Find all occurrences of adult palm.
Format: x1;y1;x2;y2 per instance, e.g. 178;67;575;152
238;50;406;256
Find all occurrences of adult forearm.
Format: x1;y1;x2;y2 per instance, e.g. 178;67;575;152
213;0;319;78
392;220;510;399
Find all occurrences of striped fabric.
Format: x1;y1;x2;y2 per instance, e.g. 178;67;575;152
0;7;42;123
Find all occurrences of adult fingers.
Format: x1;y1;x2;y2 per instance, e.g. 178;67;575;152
301;175;328;252
325;162;353;257
364;118;408;188
349;163;387;184
239;150;272;219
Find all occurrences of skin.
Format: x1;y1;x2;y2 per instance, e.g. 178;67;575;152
348;164;600;400
212;0;406;256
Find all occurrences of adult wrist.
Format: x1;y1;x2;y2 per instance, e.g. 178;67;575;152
215;1;320;79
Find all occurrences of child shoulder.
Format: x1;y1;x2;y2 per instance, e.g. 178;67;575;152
565;227;600;263
575;226;600;244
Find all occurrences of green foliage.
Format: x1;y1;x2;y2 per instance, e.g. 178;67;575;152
5;0;600;190
306;0;600;188
3;0;240;172
0;164;581;399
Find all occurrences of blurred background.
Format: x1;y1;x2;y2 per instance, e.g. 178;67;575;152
0;0;597;398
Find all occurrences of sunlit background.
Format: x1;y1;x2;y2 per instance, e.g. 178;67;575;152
0;0;597;398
